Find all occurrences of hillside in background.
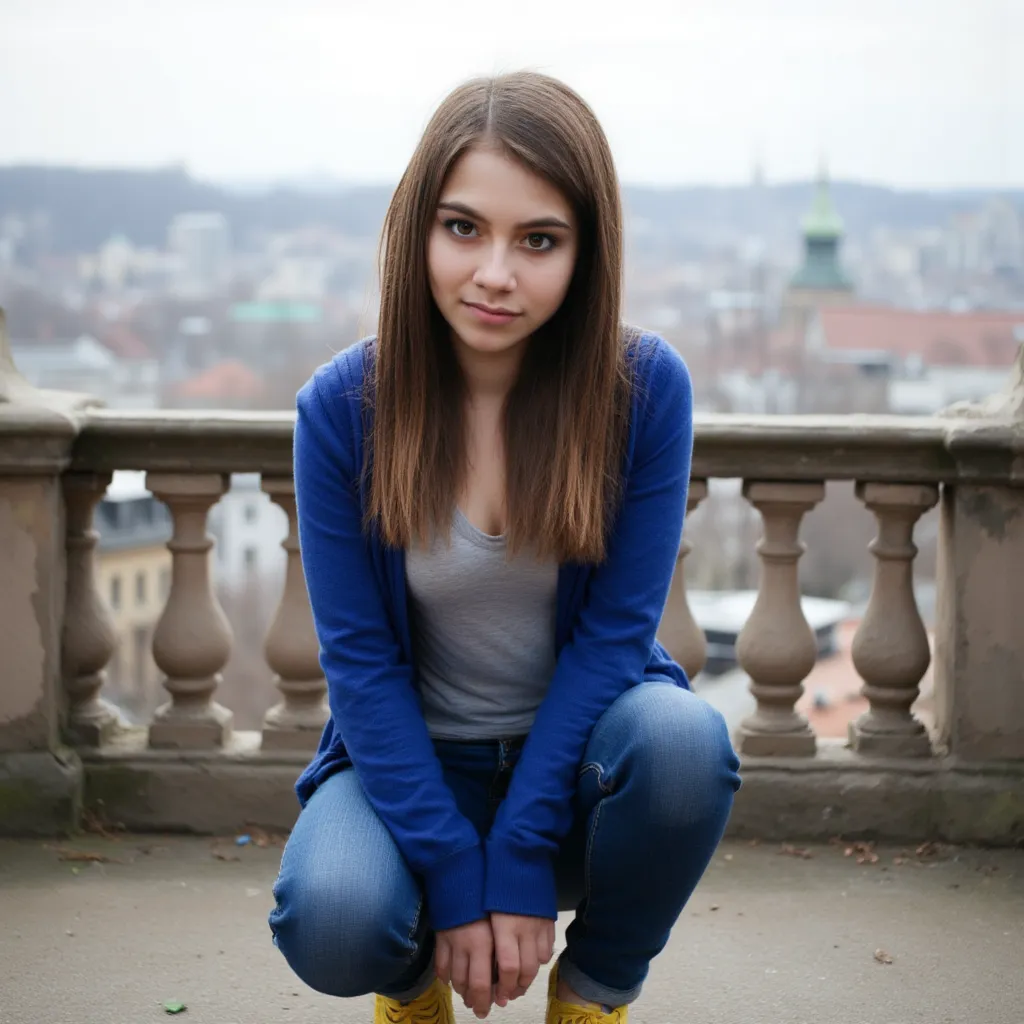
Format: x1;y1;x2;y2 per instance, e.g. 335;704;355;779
2;164;1022;254
0;166;393;252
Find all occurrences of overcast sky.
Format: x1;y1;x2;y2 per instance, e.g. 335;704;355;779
1;0;1018;189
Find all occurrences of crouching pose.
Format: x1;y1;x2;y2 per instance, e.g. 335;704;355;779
270;70;741;1024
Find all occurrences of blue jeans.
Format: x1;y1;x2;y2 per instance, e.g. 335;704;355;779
269;682;741;1007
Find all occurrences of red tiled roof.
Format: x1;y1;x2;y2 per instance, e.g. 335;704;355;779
99;324;152;360
797;620;935;739
173;360;264;400
818;306;1024;368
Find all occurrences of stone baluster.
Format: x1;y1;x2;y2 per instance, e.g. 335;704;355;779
146;473;233;748
261;476;328;750
735;481;825;756
658;480;709;680
61;472;123;745
850;482;939;756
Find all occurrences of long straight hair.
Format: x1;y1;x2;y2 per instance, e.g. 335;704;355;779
368;71;635;564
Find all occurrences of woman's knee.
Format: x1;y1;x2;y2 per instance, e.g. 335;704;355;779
598;683;741;827
269;773;425;997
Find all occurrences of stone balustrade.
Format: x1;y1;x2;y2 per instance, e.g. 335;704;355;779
2;310;1023;841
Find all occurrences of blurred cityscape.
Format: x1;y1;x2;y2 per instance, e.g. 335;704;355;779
3;163;1021;730
3;164;1022;417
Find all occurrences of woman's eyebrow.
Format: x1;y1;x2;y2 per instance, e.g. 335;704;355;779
437;200;572;231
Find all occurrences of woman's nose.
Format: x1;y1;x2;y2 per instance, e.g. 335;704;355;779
472;246;516;292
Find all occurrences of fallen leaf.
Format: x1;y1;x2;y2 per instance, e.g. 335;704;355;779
709;904;720;911
843;841;879;865
873;949;894;965
243;822;288;847
779;844;814;859
248;827;270;848
81;808;123;839
212;848;241;862
163;1000;187;1014
55;848;118;864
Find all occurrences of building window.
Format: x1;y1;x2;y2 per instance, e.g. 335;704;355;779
110;575;122;611
135;571;147;606
160;567;171;599
133;626;150;692
243;502;259;524
108;645;123;693
244;547;258;575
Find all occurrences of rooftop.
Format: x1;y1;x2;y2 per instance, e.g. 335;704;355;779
816;305;1024;367
171;359;265;401
2;835;1020;1023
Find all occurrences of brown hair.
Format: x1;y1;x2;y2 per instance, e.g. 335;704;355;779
368;70;635;564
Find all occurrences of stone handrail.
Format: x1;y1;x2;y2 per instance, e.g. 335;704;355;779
70;406;1023;482
59;403;1024;766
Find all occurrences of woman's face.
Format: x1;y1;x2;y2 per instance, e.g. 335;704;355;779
427;145;579;363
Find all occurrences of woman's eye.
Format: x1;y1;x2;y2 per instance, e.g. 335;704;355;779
525;233;554;251
445;218;476;237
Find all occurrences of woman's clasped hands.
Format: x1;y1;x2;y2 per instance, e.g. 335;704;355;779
436;913;555;1019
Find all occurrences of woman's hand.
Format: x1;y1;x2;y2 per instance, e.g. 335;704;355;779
490;912;556;1006
436;919;495;1019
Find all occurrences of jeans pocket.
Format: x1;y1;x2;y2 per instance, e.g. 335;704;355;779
579;761;613;796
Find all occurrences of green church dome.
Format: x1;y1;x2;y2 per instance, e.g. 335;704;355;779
790;167;852;291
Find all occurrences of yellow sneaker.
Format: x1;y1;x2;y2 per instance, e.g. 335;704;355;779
374;977;455;1023
546;962;628;1024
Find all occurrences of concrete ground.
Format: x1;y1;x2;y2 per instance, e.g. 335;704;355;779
1;834;1021;1024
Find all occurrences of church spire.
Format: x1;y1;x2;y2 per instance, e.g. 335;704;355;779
790;163;852;291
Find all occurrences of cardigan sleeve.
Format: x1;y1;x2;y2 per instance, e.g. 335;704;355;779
483;339;694;919
293;361;486;931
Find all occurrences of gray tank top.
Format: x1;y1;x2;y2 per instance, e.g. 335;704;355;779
405;507;558;740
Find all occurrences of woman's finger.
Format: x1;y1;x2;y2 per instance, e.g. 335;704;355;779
537;922;555;965
467;944;493;1019
517;935;540;996
435;936;453;986
451;948;470;1000
492;923;520;1005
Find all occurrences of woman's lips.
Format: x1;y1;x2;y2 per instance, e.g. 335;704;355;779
462;301;521;326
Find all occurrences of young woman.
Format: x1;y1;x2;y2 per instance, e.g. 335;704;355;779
269;71;741;1024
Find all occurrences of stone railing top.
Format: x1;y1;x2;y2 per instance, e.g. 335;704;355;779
67;405;1024;485
72;408;297;476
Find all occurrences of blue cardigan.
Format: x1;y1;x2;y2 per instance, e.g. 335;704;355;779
292;331;694;931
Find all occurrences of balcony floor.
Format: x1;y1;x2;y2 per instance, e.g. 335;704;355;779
1;835;1021;1024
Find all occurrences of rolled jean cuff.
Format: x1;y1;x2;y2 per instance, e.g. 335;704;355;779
379;948;436;1003
557;951;643;1008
